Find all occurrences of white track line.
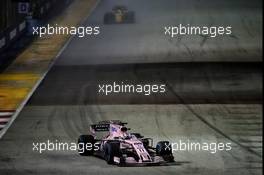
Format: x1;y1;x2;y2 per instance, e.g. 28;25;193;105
0;112;14;117
0;125;6;129
0;118;10;123
0;112;13;130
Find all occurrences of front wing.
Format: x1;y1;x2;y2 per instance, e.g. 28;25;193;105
113;155;174;167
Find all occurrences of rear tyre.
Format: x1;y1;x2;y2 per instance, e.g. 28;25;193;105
104;13;115;24
125;11;135;23
156;141;174;162
104;142;120;164
78;135;94;156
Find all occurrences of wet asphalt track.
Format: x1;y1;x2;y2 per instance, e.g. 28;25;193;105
57;0;262;65
0;0;262;174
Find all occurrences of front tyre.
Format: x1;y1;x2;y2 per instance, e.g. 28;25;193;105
104;142;120;164
156;141;174;162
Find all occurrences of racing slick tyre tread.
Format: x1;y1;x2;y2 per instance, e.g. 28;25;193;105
156;141;174;162
124;11;135;23
78;135;95;156
104;142;120;164
142;139;150;148
104;13;115;24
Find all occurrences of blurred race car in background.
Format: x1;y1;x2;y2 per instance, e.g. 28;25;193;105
77;120;174;166
104;6;135;24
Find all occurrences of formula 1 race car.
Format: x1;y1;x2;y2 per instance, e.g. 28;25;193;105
104;6;135;24
77;120;174;166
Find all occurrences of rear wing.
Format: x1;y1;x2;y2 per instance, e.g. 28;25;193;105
90;121;127;133
90;124;110;132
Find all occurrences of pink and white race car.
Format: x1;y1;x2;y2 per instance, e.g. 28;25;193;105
77;120;174;166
